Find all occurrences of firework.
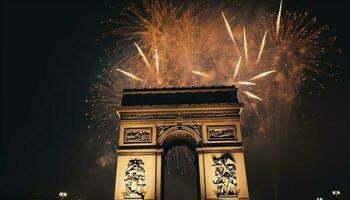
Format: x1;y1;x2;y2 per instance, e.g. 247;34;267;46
87;0;338;146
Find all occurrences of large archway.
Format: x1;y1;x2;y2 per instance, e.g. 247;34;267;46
162;132;200;200
114;86;250;200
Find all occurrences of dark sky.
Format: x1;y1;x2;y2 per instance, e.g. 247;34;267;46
1;0;350;200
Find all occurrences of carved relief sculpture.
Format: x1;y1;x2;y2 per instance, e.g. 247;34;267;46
212;154;238;197
207;126;237;141
124;159;146;198
157;124;201;136
124;128;152;143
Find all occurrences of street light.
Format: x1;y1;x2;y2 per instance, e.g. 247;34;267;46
332;190;341;200
59;192;67;200
316;198;323;200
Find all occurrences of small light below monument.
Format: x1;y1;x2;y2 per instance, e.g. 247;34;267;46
316;197;323;200
332;190;341;199
58;192;67;200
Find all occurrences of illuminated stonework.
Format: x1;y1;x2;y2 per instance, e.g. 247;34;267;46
124;159;146;198
114;86;249;200
212;154;238;197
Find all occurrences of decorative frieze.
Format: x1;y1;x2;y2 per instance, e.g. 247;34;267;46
120;111;239;120
157;124;201;136
124;128;152;143
207;125;237;141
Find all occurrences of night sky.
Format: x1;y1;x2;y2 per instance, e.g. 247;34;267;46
1;0;350;200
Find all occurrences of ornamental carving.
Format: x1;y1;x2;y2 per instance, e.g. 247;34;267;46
124;159;146;197
207;125;237;141
124;128;152;143
157;124;201;136
120;111;239;120
212;153;238;196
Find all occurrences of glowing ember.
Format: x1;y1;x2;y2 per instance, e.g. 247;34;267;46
242;91;263;101
192;71;212;79
116;69;143;82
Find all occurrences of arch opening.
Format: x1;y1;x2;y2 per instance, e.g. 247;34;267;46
162;131;200;200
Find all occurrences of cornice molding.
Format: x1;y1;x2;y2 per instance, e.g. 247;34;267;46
117;104;242;114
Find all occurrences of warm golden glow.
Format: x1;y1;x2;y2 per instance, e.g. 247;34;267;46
276;0;283;38
257;31;267;64
135;43;152;70
88;0;338;138
242;91;262;101
237;81;256;86
243;27;248;62
232;56;241;83
222;12;240;56
155;49;159;74
116;69;143;82
192;71;212;79
249;70;276;81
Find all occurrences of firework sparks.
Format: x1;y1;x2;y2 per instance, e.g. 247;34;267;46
243;27;248;62
116;69;143;82
276;0;283;38
87;1;339;196
222;12;240;56
232;56;241;82
135;43;152;70
192;71;212;79
250;70;276;81
88;0;338;147
155;49;159;74
242;91;263;101
257;31;267;64
237;81;256;86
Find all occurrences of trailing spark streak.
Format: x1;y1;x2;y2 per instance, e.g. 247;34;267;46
192;71;212;78
257;31;267;64
116;69;143;82
243;27;248;62
237;81;256;86
222;12;240;56
242;91;262;101
250;70;276;81
232;56;241;82
134;43;152;69
155;49;159;74
276;0;283;38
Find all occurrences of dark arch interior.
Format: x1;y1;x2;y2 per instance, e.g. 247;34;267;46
162;133;200;200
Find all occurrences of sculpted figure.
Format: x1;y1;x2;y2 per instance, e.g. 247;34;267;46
212;153;238;196
124;159;146;196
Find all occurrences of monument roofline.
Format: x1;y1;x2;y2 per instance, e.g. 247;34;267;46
120;85;240;107
122;85;237;95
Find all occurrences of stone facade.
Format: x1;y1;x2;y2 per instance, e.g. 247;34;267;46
114;86;249;200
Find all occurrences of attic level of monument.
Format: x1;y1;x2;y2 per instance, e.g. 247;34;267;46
120;85;240;106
